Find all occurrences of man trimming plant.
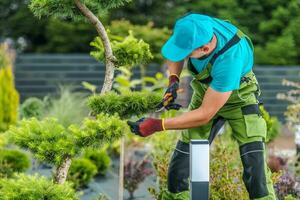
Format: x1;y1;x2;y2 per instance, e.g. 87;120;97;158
128;13;276;200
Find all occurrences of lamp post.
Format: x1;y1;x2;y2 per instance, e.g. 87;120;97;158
190;117;225;200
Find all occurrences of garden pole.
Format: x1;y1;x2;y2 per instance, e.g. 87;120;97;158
190;117;225;200
119;136;125;200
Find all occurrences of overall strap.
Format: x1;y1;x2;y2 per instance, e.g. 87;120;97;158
209;32;242;65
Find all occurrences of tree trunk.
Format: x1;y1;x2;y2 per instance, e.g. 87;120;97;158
74;2;124;199
74;0;116;94
54;155;72;184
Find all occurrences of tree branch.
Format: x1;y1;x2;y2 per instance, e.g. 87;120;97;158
74;0;116;93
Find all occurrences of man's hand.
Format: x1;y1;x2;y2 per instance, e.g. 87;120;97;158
164;74;180;105
127;118;164;137
156;74;183;111
164;87;232;129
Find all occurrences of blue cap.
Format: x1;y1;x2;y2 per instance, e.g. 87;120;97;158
161;14;214;62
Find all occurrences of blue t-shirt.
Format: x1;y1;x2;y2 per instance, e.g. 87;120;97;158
189;15;254;92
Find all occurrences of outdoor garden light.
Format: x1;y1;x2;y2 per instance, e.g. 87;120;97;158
190;117;225;200
190;140;209;199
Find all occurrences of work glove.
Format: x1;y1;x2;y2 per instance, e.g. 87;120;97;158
164;74;180;105
156;74;182;111
127;118;165;137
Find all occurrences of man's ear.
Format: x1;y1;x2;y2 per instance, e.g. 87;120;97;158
202;46;209;53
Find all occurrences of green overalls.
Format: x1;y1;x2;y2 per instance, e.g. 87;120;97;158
164;31;276;200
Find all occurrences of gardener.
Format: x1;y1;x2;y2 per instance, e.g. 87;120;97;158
128;13;276;200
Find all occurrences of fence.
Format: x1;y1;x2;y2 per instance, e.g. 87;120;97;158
14;54;300;121
14;53;160;97
254;66;300;121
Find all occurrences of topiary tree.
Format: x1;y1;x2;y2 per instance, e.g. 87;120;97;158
106;20;171;64
0;149;31;178
0;43;19;132
83;148;111;176
87;91;161;198
6;113;128;184
6;91;160;188
0;174;78;200
19;97;46;119
13;1;159;199
67;158;98;189
88;91;162;118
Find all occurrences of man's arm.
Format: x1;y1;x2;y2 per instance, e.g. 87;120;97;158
166;60;184;77
164;87;232;129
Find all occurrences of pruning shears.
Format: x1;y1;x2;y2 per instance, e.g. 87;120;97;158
155;88;184;112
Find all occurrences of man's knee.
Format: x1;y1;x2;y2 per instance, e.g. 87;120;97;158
240;141;269;199
168;140;190;193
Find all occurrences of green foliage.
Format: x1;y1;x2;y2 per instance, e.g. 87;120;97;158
0;134;7;148
113;67;142;94
284;15;300;64
70;113;128;148
284;195;297;200
5;0;300;65
0;0;98;53
148;129;281;200
113;67;168;94
0;44;19;132
93;194;108;200
255;33;297;65
6;117;75;166
0;174;78;200
110;0;300;65
29;0;131;20
7;112;128;166
19;97;45;119
43;86;88;128
260;105;281;142
210;136;249;199
38;18;97;52
90;31;153;68
82;81;97;95
148;132;179;199
87;91;162;118
83;148;111;175
105;140;121;157
107;20;171;63
0;1;48;52
141;72;169;93
67;158;97;189
0;149;31;178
